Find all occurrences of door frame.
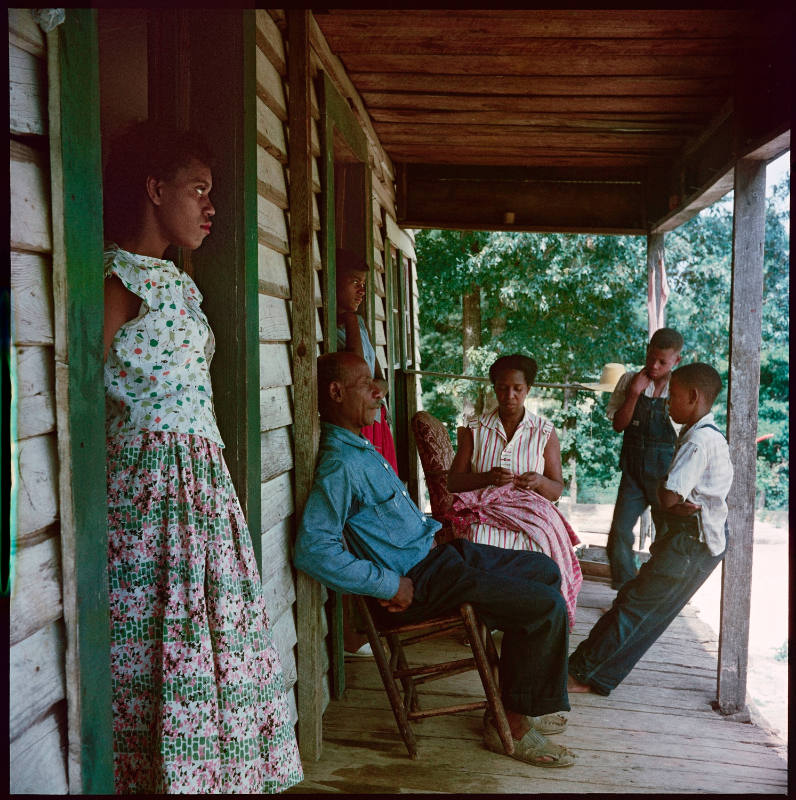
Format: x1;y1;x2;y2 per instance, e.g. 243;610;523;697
318;70;373;700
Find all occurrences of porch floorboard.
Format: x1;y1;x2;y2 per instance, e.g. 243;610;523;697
291;577;787;794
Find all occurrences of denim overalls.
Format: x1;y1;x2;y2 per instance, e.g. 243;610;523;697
607;391;677;588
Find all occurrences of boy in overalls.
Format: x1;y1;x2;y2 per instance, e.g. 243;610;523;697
568;362;732;695
605;328;683;589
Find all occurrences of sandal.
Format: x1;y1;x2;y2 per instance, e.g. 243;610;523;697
531;712;568;735
484;718;576;768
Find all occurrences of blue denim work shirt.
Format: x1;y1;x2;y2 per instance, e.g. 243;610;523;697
294;422;441;599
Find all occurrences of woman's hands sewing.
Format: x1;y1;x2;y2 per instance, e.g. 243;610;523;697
513;470;564;502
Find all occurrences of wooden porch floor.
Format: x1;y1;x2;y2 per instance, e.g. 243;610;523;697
291;576;787;794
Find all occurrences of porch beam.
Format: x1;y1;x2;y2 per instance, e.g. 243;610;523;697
717;158;766;715
287;8;325;760
397;164;647;233
649;37;791;233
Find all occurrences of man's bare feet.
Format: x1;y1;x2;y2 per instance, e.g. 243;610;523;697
567;673;593;693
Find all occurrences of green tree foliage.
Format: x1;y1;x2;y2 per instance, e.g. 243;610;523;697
415;173;789;508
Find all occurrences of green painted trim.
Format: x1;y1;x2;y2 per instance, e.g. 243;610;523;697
50;9;114;792
241;10;262;568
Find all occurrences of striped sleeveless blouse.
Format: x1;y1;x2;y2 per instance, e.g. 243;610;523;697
466;407;554;550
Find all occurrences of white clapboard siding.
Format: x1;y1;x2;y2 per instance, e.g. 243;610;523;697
376;348;387;371
261;426;294;483
9;43;46;136
258;294;291;342
9;709;69;794
262;561;297;630
258;193;289;255
9;536;63;646
16;434;58;537
257;145;288;209
314;264;323;306
255;9;286;76
373;268;385;297
260;516;292;583
261;385;293;432
373;246;384;272
271;604;298;689
312;231;322;269
9;8;45;58
16;345;56;440
11;252;54;345
9;620;67;741
16;391;56;441
257;95;287;163
10;141;52;253
260;471;294;534
373;294;386;322
258;244;290;299
374;324;387;347
259;343;292;389
255;47;287;121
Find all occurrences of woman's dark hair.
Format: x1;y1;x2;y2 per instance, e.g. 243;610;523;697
489;354;538;387
103;120;216;242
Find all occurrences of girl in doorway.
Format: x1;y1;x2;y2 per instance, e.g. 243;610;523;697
335;248;399;473
102;122;302;793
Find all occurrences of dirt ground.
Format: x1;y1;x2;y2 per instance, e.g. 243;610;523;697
568;503;788;745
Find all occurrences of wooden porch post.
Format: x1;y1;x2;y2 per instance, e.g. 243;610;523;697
287;9;324;759
716;158;766;715
646;232;666;337
640;231;666;545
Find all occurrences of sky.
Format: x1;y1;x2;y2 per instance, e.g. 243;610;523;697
766;151;790;195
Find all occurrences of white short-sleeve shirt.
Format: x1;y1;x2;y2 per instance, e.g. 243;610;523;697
663;413;733;555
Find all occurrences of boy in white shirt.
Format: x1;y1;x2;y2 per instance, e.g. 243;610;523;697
568;363;733;695
605;328;683;588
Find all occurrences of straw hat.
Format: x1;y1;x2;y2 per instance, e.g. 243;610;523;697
583;363;626;392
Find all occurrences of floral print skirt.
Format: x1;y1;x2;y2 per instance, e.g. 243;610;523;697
107;431;303;794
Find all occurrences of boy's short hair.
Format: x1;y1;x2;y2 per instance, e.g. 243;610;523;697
648;327;684;353
336;248;368;278
671;362;723;404
489;354;538;387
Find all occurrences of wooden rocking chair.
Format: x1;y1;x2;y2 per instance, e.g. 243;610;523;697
353;596;514;759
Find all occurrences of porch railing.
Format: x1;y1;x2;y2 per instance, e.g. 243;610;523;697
403;368;598;393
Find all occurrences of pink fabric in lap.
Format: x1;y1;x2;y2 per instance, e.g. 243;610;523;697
450;484;583;629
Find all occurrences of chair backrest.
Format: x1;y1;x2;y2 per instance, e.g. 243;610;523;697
411;411;455;522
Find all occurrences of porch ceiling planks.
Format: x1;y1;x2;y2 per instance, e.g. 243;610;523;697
313;8;791;232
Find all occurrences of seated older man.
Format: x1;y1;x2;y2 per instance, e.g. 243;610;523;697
294;352;576;767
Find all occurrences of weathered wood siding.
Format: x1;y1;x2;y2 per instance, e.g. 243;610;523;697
8;9;70;794
256;9;329;722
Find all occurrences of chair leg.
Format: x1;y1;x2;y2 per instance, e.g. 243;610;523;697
355;597;419;758
460;604;514;755
390;634;421;714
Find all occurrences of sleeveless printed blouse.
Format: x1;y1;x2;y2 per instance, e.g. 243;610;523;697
467;407;554;548
104;245;223;445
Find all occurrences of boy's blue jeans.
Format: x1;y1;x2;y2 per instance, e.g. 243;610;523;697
374;539;571;718
607;464;668;589
568;514;726;696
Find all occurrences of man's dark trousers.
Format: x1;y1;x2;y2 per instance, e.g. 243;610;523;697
375;539;570;718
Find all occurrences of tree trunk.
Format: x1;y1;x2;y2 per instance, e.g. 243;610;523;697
462;285;482;415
